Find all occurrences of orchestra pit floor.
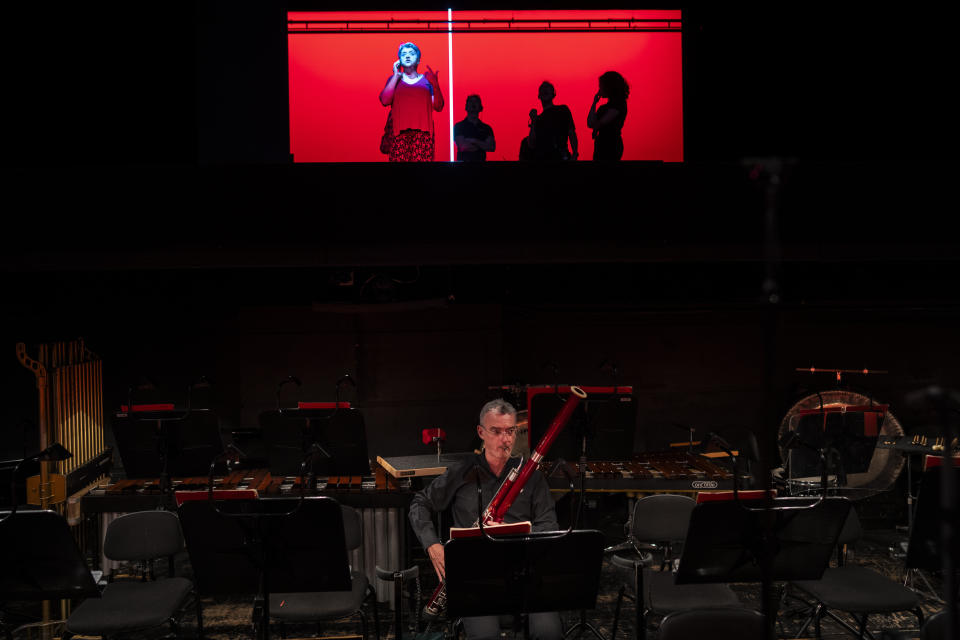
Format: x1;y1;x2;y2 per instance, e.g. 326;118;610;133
42;527;944;640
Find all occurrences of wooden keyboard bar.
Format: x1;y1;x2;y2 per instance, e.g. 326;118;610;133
540;451;738;493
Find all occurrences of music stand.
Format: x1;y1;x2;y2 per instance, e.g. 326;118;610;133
672;497;851;640
445;530;604;637
0;459;39;509
112;407;224;506
178;496;351;640
1;510;100;636
788;409;880;490
529;392;635;463
906;466;960;601
0;510;100;600
260;408;370;477
675;497;851;584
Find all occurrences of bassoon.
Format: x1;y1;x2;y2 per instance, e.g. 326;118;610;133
423;386;587;619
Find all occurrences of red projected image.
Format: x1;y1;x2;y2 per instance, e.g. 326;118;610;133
288;10;682;162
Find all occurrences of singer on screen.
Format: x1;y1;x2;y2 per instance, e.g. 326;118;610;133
379;42;445;162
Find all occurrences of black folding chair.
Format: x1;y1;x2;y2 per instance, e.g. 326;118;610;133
65;510;201;639
786;508;923;639
269;504;380;640
608;494;742;640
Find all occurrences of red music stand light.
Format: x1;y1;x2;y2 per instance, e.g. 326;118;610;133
422;428;446;445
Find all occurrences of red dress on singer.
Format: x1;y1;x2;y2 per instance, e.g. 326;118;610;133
389;75;436;161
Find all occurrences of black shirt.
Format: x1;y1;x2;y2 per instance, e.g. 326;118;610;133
408;452;560;549
454;118;495;162
593;100;627;161
532;105;575;161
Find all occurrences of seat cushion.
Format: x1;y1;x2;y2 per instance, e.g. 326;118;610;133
659;608;766;640
66;577;192;634
643;569;742;613
791;566;920;613
270;570;369;621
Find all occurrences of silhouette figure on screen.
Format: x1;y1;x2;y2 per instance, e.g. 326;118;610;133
454;95;496;162
526;81;578;162
587;71;629;161
518;109;537;161
379;42;445;162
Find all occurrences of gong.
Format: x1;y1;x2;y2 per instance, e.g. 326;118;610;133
777;390;905;495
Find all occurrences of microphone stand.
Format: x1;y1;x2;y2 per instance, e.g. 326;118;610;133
562;434;606;640
705;432;740;502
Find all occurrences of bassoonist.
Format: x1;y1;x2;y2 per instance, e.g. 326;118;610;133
423;386;587;619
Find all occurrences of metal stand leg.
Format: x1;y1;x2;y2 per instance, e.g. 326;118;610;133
562;439;606;640
904;568;944;603
562;610;606;640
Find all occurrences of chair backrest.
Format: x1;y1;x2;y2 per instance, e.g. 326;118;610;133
104;510;185;561
630;494;696;544
658;608;766;640
341;504;362;551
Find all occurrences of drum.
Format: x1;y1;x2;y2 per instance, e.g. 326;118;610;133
787;475;839;496
777;390;905;496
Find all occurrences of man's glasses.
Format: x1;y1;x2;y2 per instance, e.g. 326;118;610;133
482;426;518;438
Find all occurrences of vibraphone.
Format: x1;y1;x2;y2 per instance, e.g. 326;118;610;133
376;450;739;496
540;450;738;495
81;461;412;607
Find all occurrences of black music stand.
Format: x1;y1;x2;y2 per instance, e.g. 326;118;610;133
675;497;851;584
789;411;878;489
1;510;100;637
529;393;635;463
901;466;954;602
260;407;370;477
445;530;604;637
673;498;851;640
0;459;39;509
906;467;960;593
113;407;224;506
178;496;351;640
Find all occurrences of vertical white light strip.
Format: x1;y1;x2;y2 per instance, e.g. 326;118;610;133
447;8;455;161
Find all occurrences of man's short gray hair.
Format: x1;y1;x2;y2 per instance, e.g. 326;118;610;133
478;399;517;425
